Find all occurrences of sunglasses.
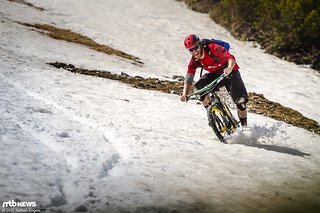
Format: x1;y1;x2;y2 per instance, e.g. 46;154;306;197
188;44;200;52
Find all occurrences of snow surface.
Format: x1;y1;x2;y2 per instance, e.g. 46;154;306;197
0;0;320;212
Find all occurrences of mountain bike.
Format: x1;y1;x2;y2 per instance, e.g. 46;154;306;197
186;74;239;143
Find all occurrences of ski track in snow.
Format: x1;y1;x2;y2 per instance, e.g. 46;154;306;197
0;112;69;208
0;71;122;208
0;58;140;210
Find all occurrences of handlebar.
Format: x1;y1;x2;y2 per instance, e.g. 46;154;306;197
186;73;226;102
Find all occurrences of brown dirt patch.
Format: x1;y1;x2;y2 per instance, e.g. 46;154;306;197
7;0;44;11
248;93;319;134
48;62;181;95
20;23;143;65
48;62;320;135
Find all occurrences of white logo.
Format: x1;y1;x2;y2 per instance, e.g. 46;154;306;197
2;200;37;208
207;64;222;69
2;200;40;212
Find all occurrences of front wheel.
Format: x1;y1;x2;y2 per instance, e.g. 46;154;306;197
207;106;227;143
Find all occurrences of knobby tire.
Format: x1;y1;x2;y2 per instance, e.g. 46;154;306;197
207;102;239;143
207;106;226;143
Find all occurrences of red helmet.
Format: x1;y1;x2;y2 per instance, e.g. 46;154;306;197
184;34;200;49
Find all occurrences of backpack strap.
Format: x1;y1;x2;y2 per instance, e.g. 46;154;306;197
196;39;221;77
200;39;221;61
200;66;204;78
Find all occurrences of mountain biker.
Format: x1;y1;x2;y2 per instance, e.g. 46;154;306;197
180;34;248;126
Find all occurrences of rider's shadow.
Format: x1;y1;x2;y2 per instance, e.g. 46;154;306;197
229;123;311;158
242;143;310;157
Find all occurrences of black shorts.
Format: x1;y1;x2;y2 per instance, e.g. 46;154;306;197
194;70;248;106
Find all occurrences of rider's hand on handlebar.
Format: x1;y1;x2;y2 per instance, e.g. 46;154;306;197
224;67;232;76
180;95;187;102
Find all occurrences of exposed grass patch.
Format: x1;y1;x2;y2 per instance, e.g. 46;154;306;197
48;62;320;135
20;23;143;65
48;62;181;95
7;0;44;11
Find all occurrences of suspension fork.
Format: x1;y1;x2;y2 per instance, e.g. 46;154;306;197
209;92;231;126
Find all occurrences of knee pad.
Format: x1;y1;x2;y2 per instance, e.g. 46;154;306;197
236;97;248;110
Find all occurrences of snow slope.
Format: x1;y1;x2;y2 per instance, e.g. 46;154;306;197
0;0;319;212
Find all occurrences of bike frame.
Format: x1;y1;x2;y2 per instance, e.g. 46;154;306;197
186;73;226;101
186;73;239;143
